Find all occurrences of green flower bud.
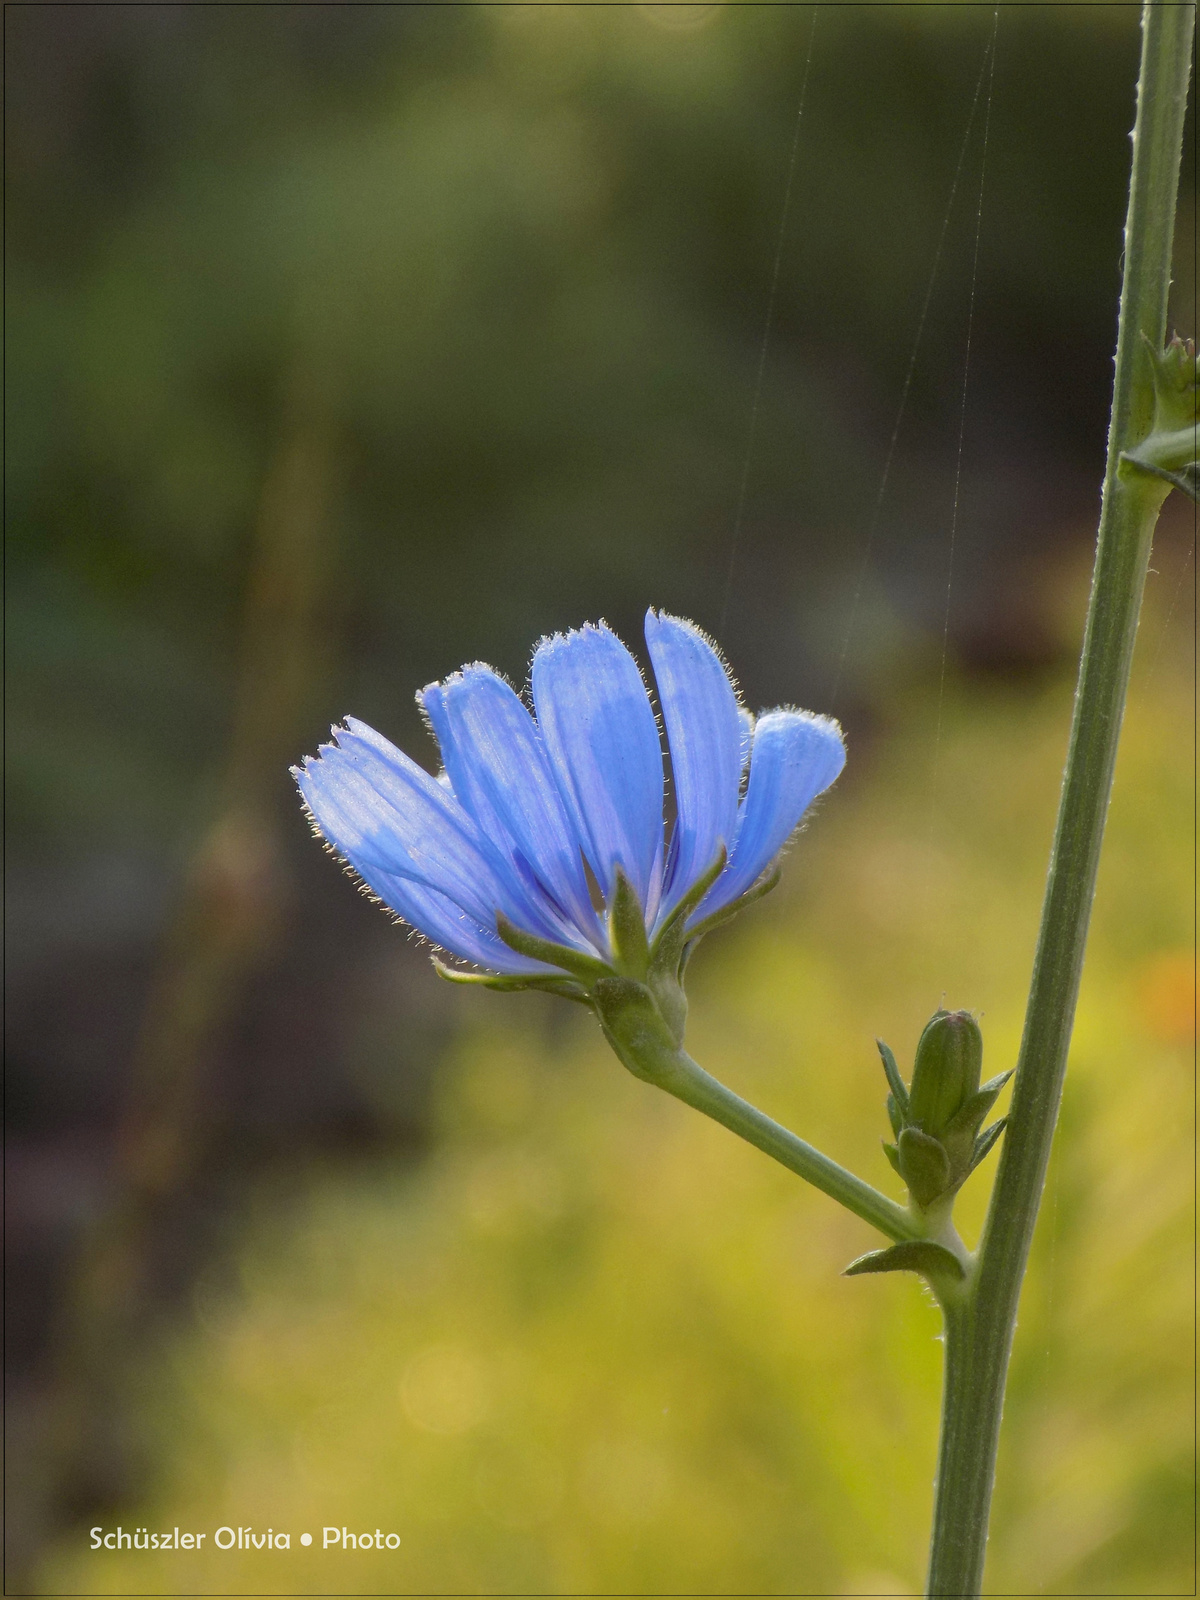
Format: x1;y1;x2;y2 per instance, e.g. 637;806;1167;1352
875;1011;1008;1217
907;1010;983;1140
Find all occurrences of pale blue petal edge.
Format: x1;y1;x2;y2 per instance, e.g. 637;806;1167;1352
349;858;554;975
296;722;522;934
531;622;665;912
738;707;755;775
693;709;846;918
645;609;743;921
420;666;605;953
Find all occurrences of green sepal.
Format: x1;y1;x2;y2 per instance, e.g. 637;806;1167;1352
881;1140;902;1177
638;854;730;1045
877;1038;909;1117
942;1069;1014;1144
432;959;590;1003
898;1126;952;1207
968;1117;1008;1174
843;1240;966;1282
609;868;652;980
978;1068;1014;1098
495;913;611;984
684;866;781;943
886;1092;903;1140
650;847;727;959
643;847;728;999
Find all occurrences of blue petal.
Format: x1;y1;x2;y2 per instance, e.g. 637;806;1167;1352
346;857;553;975
295;720;530;936
531;622;665;910
645;610;743;918
419;666;603;951
696;710;846;916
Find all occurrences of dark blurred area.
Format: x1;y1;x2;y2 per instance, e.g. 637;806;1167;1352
4;1;1194;1584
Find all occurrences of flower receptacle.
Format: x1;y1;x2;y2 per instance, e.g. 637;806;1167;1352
591;975;686;1085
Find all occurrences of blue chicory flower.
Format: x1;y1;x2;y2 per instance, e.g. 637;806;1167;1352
294;610;845;984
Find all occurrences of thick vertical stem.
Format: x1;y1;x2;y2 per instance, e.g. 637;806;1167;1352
927;1296;976;1587
925;6;1194;1595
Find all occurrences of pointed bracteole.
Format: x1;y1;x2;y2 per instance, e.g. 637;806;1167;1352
609;867;652;980
881;1140;903;1177
494;913;612;984
978;1068;1015;1097
967;1117;1008;1175
431;958;590;1003
885;1092;904;1140
652;847;728;944
942;1069;1014;1143
843;1240;966;1283
876;1039;910;1116
649;846;727;974
684;865;782;944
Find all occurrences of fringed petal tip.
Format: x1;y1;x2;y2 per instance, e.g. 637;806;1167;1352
693;705;846;916
418;660;516;712
644;608;744;918
645;606;744;690
531;617;664;911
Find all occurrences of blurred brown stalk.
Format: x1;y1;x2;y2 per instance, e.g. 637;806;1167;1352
49;369;339;1523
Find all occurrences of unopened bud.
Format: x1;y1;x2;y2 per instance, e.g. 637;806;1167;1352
908;1010;983;1139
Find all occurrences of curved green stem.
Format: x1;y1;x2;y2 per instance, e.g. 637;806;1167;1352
925;7;1194;1594
592;976;920;1243
655;1048;923;1243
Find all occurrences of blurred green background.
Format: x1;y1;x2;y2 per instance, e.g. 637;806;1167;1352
5;2;1194;1594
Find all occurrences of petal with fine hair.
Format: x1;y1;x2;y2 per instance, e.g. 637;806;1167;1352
699;709;846;915
645;609;743;919
420;666;602;950
296;721;533;936
349;858;553;975
738;706;755;775
531;622;665;910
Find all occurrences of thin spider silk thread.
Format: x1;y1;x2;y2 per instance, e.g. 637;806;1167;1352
719;5;819;637
921;6;998;952
930;6;999;781
830;18;1000;711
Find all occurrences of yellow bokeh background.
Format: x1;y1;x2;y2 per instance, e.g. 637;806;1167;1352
42;616;1193;1597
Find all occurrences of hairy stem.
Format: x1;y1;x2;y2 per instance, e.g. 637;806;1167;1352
925;7;1194;1594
